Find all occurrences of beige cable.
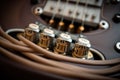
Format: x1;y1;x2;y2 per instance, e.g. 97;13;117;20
0;27;120;79
0;39;34;52
22;52;120;75
1;47;117;80
0;37;119;75
17;34;120;66
0;27;26;46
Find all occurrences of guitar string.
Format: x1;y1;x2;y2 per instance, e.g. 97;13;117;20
60;0;69;23
79;0;88;35
51;0;61;20
57;0;69;31
71;0;80;25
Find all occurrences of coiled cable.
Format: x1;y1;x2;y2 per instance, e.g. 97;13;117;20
0;27;120;79
0;37;120;75
17;33;120;66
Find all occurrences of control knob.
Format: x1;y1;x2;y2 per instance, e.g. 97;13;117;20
111;0;120;4
115;42;120;53
112;13;120;23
